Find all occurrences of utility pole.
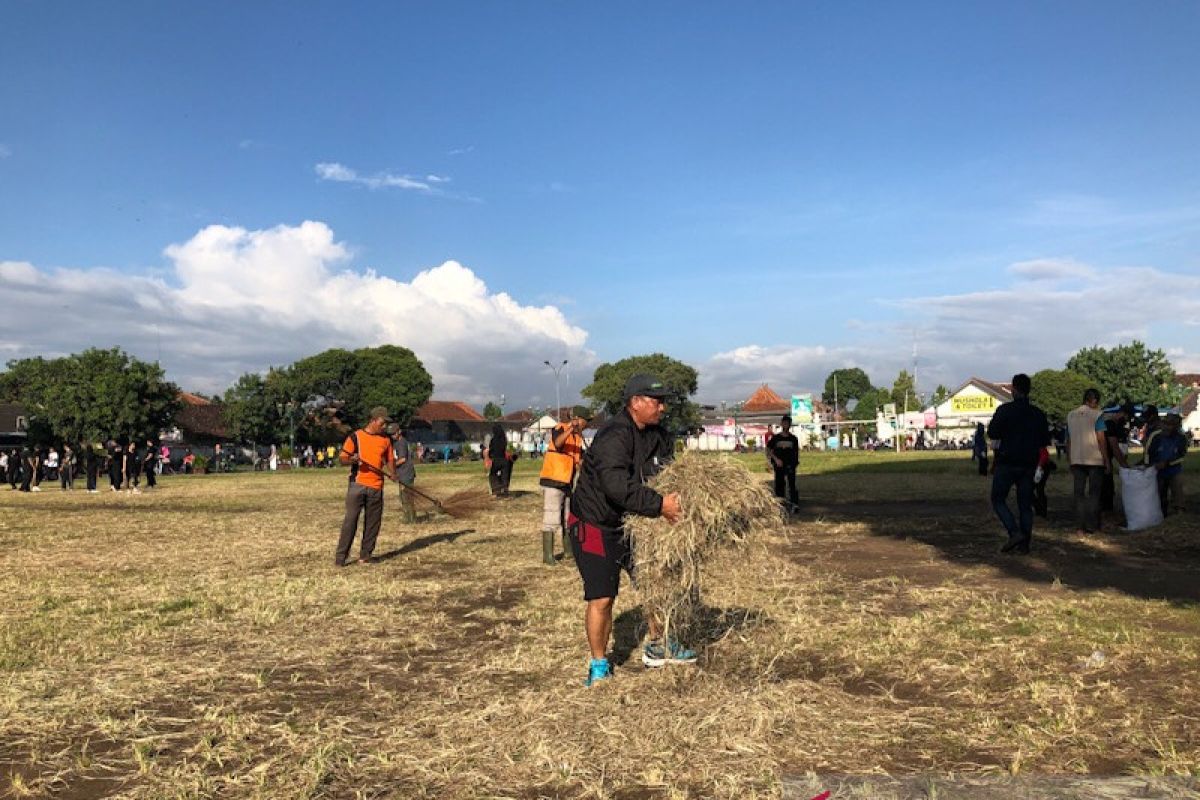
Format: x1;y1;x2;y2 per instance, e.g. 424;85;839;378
544;359;568;421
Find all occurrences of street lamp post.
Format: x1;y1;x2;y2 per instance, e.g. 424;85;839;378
544;359;568;421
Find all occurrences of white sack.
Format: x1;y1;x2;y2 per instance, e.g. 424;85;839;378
1119;466;1163;531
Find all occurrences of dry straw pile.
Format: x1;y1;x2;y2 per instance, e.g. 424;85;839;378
625;451;782;642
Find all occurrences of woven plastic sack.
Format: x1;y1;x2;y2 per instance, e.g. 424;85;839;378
1119;466;1163;531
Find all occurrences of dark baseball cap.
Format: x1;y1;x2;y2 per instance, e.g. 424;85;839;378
623;373;672;400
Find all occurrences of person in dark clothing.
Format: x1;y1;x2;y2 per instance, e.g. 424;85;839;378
487;423;513;497
390;425;418;523
6;448;20;489
83;441;100;492
107;440;123;491
1032;447;1056;518
122;442;141;492
20;448;38;491
986;373;1051;554
766;415;800;508
972;422;989;476
142;439;158;488
569;373;686;686
1100;403;1133;514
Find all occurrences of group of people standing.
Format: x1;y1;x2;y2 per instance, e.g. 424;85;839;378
985;375;1189;553
4;439;161;493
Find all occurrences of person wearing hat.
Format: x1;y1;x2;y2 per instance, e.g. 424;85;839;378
567;373;687;686
538;411;591;565
335;406;396;566
388;423;419;524
1146;412;1188;516
766;414;800;509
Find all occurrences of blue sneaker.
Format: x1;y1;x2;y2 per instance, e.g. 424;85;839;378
585;657;613;686
642;639;698;667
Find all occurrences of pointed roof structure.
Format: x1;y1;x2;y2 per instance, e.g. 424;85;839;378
742;384;790;413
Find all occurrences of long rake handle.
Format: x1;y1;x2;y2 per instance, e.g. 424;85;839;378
339;447;448;514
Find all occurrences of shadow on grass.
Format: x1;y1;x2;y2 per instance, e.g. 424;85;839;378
610;605;763;666
376;529;474;561
790;455;1200;606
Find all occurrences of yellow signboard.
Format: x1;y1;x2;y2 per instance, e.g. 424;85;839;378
950;395;997;413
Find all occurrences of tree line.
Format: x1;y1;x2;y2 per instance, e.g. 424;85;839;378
0;340;1185;446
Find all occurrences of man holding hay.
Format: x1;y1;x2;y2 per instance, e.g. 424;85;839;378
568;373;688;686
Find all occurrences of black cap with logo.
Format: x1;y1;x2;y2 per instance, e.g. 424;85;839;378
623;373;672;400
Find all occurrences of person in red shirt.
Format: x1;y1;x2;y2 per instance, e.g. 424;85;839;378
335;406;396;566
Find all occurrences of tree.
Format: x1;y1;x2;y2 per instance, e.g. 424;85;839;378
221;372;285;446
483;401;503;420
849;387;890;419
930;384;951;407
0;348;180;444
1029;369;1095;425
286;345;433;429
890;370;920;411
822;368;872;408
1066;341;1178;406
580;353;700;433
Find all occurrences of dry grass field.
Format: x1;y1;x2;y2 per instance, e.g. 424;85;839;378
2;451;1199;799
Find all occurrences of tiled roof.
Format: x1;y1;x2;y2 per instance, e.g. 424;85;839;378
414;400;485;422
742;384;790;412
1183;389;1198;418
179;391;212;406
1176;373;1200;388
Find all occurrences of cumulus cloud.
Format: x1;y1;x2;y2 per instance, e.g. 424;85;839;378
0;222;593;406
315;162;435;192
700;259;1200;404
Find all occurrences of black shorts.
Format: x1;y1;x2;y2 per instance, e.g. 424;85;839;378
569;515;634;601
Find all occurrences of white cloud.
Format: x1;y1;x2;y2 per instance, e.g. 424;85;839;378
700;259;1200;405
0;222;594;406
315;162;434;192
1008;257;1096;282
0;143;11;158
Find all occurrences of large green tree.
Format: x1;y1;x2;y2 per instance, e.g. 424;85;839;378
1029;369;1095;425
890;370;920;411
221;371;288;446
822;367;873;408
230;345;434;439
482;401;503;420
580;353;700;433
0;348;180;444
1066;341;1179;406
849;387;891;419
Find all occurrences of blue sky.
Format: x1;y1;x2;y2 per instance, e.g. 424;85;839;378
2;2;1198;407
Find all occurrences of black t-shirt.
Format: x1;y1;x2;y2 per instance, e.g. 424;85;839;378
1104;419;1128;444
768;432;800;468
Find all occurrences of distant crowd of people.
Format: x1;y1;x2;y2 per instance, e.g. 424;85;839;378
3;439;166;493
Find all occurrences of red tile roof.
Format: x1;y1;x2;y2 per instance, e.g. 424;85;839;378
1176;373;1200;388
742;384;790;412
414;400;485;422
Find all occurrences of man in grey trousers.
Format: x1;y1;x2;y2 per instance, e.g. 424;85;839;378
336;407;396;566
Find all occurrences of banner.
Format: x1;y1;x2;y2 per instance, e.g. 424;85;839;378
791;394;814;425
950;394;998;413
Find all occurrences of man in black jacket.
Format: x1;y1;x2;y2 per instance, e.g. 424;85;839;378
569;373;684;686
766;415;800;508
986;373;1051;554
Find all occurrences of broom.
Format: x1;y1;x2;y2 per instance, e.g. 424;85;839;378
340;449;492;519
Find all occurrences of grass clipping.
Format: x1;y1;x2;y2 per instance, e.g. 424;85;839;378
625;451;781;644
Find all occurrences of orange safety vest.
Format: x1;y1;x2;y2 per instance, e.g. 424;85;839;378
539;424;584;489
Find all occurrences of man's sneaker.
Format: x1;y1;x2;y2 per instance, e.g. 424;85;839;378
642;639;698;667
585;657;612;686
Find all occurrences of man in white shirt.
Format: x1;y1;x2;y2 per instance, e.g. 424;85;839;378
1066;388;1107;533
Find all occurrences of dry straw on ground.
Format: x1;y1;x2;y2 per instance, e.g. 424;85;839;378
625;451;782;643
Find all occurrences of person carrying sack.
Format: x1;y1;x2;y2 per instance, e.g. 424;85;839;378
538;413;590;566
335;406;396;566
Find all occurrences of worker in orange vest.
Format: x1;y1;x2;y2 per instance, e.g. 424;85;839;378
539;413;590;565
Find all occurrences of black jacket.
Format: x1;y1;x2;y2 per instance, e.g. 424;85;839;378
571;408;670;530
987;397;1050;467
